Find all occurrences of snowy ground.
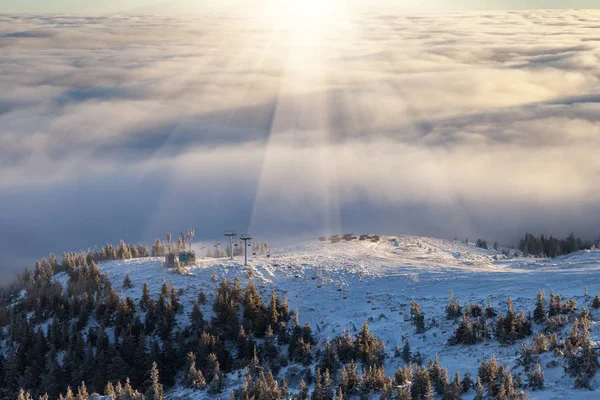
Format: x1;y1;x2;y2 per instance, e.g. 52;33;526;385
68;236;600;399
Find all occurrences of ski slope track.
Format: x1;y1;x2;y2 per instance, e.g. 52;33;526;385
59;236;600;399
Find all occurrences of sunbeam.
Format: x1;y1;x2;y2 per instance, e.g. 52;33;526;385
248;8;354;237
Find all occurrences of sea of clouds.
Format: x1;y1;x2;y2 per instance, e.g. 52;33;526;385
1;10;600;277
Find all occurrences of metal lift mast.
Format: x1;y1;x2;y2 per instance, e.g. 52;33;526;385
224;230;237;260
240;234;252;266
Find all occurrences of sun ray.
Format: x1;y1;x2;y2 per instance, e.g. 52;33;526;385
248;3;354;239
137;15;286;238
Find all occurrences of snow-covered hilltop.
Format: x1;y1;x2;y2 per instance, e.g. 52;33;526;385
82;235;600;399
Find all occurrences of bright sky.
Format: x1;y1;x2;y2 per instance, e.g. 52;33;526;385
1;0;599;13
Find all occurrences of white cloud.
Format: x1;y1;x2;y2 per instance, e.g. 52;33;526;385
1;10;600;272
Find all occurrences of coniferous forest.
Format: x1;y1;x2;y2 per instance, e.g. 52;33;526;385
518;233;597;258
2;238;600;400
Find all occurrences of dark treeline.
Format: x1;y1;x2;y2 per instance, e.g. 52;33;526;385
518;233;597;258
0;242;301;399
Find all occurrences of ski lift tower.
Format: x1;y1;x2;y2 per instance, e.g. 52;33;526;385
240;234;252;266
166;233;172;254
187;229;195;252
224;230;237;260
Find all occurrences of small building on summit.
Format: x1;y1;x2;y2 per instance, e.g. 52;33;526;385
163;229;196;269
178;251;196;265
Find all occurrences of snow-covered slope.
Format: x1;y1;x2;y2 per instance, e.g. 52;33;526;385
63;236;600;399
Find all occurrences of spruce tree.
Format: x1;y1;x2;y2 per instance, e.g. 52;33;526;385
123;274;133;289
263;325;279;363
322;369;334;400
474;377;484;400
401;337;411;364
140;283;153;312
242;282;267;336
160;282;169;298
190;302;204;331
197;290;207;305
449;372;462;400
170;286;180;313
533;290;546;323
184;352;206;390
549;291;561;316
485;297;496;318
118;240;132;259
294;338;313;366
76;382;88;400
104;382;116;398
339;361;359;396
411;366;433;400
311;368;324;400
145;362;164;400
319;341;338;375
446;291;462;319
64;387;75;400
42;349;61;398
267;290;280;329
152;239;166;257
355;321;385;367
298;380;309;400
281;378;289;399
410;300;426;333
461;371;473;393
592;294;600;309
17;389;32;400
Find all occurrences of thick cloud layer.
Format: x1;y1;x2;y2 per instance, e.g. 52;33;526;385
1;11;600;280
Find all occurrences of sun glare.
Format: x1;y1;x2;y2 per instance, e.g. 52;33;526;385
263;0;343;28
